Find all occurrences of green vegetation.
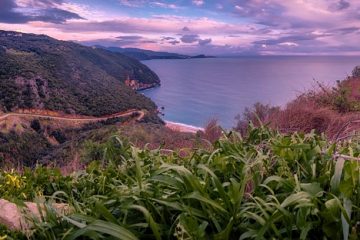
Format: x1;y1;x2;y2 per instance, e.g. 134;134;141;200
98;46;215;60
0;30;165;167
0;224;26;240
1;32;360;239
1;126;360;239
0;131;51;167
102;46;190;60
0;115;149;167
0;31;159;115
352;66;360;78
311;66;360;113
235;67;360;138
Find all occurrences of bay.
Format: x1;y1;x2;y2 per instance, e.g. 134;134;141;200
143;56;360;129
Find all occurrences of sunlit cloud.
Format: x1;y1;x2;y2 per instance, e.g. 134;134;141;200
150;2;179;9
192;0;204;6
0;0;359;55
118;0;145;8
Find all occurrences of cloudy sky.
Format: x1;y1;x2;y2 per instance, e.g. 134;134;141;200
1;0;360;55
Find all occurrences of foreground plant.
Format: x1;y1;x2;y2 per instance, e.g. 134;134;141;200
0;126;360;239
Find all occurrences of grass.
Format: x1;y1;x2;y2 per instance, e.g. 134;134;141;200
1;125;360;239
0;224;26;240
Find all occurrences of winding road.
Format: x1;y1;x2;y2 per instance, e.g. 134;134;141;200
0;109;145;122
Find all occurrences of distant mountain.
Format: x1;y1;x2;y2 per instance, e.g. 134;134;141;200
190;54;216;59
95;46;215;61
0;30;160;116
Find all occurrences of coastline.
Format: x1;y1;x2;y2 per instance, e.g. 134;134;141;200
136;83;203;133
136;83;160;92
165;120;204;133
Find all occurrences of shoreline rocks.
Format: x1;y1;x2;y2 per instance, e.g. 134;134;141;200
0;199;69;232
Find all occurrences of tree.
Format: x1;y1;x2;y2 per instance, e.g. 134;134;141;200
352;66;360;78
30;119;41;132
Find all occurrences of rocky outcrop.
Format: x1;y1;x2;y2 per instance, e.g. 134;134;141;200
14;76;50;109
0;199;69;232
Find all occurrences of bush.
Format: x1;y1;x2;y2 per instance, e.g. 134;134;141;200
30;119;42;132
235;102;280;135
0;131;52;167
50;130;67;144
352;65;360;78
331;80;353;113
202;119;222;143
234;75;360;138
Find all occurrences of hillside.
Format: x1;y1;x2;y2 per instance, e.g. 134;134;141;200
95;46;215;61
0;30;160;116
96;46;189;60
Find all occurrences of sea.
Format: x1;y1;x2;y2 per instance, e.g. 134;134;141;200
142;56;360;129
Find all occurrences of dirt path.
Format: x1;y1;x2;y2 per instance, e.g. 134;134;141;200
0;109;145;122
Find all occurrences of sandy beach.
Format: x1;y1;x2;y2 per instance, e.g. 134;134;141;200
165;121;204;133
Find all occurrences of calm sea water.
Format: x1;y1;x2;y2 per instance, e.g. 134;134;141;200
143;56;360;129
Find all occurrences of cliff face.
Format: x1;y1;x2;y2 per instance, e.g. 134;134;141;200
0;31;160;116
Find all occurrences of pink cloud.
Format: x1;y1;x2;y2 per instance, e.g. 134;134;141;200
55;16;262;37
3;0;360;55
192;0;204;6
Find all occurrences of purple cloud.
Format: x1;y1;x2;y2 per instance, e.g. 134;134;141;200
34;8;84;24
180;34;200;43
162;36;176;40
182;26;190;31
233;1;285;27
81;35;158;47
332;27;359;34
329;0;350;11
180;34;212;46
1;0;360;55
192;0;204;6
169;40;180;45
198;38;212;46
253;33;323;46
0;0;83;24
160;36;180;45
115;35;157;46
18;0;65;8
118;0;146;7
0;0;30;23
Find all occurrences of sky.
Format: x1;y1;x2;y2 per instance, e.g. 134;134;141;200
1;0;360;55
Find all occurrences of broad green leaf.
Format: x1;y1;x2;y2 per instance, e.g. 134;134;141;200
184;191;228;214
129;205;161;240
331;158;345;192
342;198;352;240
300;182;323;197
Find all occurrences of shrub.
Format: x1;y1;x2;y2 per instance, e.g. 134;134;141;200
50;130;67;144
332;80;352;113
234;75;360;139
234;102;280;134
0;131;52;167
30;119;42;132
202;119;222;143
352;65;360;78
